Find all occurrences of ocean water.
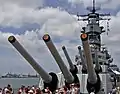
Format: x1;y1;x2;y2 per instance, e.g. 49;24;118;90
0;78;39;93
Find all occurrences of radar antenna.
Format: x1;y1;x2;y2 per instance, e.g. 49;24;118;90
107;19;110;35
92;0;96;13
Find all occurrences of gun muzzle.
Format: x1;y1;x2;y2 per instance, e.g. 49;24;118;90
8;36;52;83
43;34;74;84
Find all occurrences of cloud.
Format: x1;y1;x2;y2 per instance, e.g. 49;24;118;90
0;0;120;74
101;12;120;66
0;6;83;73
0;2;84;74
0;0;43;27
1;9;120;74
0;27;80;74
0;3;81;30
0;30;59;74
102;0;120;9
0;0;43;8
67;0;120;9
67;0;107;6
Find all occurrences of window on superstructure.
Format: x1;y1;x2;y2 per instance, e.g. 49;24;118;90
98;55;102;58
92;54;95;58
89;18;96;24
99;62;103;65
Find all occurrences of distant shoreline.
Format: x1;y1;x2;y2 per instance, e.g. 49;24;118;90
0;73;40;79
0;77;39;79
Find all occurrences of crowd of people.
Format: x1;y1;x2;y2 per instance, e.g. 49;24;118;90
1;84;120;94
0;83;80;94
109;86;120;94
0;84;13;94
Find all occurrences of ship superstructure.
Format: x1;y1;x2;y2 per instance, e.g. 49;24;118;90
75;0;113;93
8;0;120;94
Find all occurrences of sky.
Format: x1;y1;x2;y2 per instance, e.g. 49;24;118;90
0;0;120;75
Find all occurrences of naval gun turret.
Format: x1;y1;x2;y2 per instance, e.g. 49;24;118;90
8;34;79;93
8;36;58;92
81;33;101;93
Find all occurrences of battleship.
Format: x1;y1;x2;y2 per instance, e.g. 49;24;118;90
8;0;120;94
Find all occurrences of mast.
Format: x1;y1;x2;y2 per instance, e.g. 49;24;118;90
77;0;110;51
92;0;95;13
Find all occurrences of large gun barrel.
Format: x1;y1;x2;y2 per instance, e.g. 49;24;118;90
8;36;58;92
80;33;101;93
43;34;74;84
94;47;102;73
62;46;75;71
62;46;79;84
8;36;52;83
62;46;78;73
78;46;87;73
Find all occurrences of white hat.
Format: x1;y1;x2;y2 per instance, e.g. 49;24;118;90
56;90;58;92
90;92;95;94
28;89;33;93
71;83;75;86
19;89;22;92
31;87;35;90
4;88;9;92
117;87;120;90
45;89;48;92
